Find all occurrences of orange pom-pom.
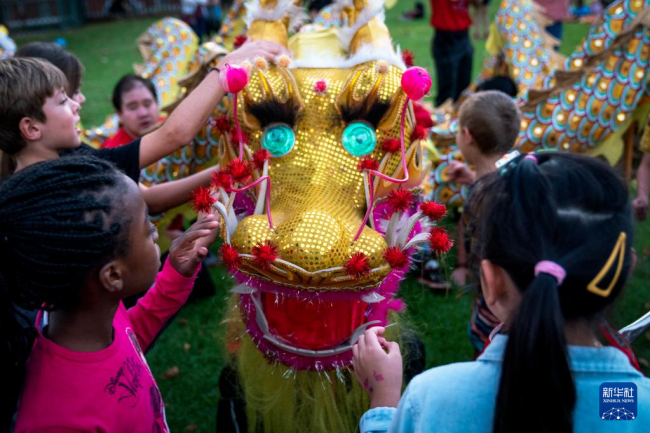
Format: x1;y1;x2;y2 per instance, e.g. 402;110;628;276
345;252;371;278
211;168;233;193
191;186;215;213
429;227;453;254
277;55;291;68
420;201;447;221
253;56;268;71
251;241;278;270
386;188;413;214
357;156;379;172
382;138;401;153
227;158;252;184
252;148;271;171
383;247;410;269
220;243;241;270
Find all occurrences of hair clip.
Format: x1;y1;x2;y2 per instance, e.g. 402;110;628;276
495;150;520;175
587;232;627;298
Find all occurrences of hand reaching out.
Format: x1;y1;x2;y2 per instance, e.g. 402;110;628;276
168;213;219;277
352;327;403;409
217;40;291;70
447;161;476;185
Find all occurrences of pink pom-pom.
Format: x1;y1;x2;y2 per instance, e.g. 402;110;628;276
401;67;432;101
219;64;250;94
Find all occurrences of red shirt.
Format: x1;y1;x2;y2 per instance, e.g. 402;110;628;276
429;0;472;31
101;126;135;149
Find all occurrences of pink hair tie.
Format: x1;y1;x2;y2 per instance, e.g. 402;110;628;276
534;261;566;285
523;155;538;163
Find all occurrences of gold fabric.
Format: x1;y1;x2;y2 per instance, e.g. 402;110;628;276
227;62;423;290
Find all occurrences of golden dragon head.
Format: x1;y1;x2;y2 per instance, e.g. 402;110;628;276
198;0;445;369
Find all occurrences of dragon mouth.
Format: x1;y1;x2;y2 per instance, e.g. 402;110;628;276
233;274;402;369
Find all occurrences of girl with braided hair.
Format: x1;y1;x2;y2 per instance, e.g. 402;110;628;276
353;153;650;432
0;156;218;432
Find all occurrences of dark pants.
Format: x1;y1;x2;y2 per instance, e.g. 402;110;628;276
432;30;473;106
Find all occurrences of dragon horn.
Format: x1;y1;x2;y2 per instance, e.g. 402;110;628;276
245;0;306;48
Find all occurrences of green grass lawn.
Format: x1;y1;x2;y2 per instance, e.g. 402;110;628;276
14;3;650;432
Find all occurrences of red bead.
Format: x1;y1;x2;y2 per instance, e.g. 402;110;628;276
314;80;327;94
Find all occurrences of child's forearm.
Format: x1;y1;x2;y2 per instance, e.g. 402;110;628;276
139;68;225;169
127;258;200;352
140;166;217;214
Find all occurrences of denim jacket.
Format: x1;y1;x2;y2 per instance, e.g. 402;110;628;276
361;335;650;432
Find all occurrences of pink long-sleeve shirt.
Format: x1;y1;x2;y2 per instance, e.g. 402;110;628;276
15;259;199;433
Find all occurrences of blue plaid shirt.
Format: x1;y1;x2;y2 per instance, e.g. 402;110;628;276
361;334;650;432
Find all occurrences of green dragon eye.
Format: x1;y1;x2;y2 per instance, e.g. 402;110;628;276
342;122;376;157
261;124;295;157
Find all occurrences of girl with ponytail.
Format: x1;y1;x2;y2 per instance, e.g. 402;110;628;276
353;152;650;432
0;156;217;432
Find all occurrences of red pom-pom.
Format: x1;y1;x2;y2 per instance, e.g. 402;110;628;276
357;156;379;172
314;80;327;94
402;50;415;68
429;227;453;254
386;188;413;214
220;243;241;270
229;127;249;145
382;138;401;153
211;168;233;193
420;201;447;221
251;241;278;270
411;125;428;141
227;158;252;184
252;148;271;171
413;103;434;128
214;115;230;133
191;186;215;213
383;246;410;269
344;252;371;278
234;34;248;49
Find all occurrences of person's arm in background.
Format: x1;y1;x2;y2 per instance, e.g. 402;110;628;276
140;165;217;214
138;40;290;169
633;152;650;221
